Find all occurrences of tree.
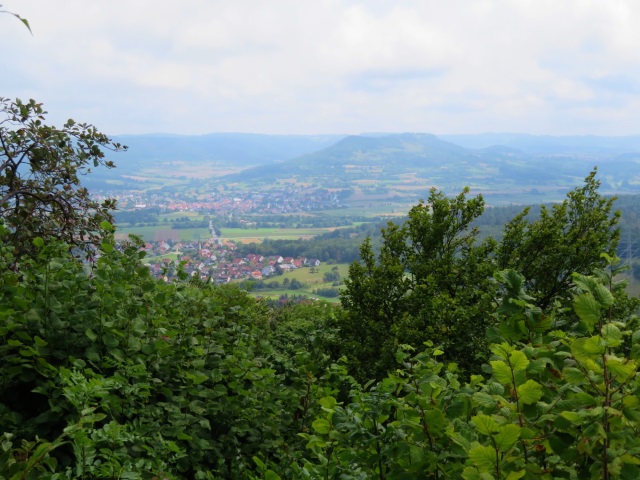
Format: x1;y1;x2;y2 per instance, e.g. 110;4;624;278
0;98;125;257
497;169;620;310
340;187;496;380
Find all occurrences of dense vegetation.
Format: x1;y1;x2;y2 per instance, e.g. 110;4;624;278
3;91;640;478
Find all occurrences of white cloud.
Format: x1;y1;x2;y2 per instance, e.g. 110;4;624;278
2;0;640;135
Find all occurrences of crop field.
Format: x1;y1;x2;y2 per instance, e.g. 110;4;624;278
220;227;335;240
116;225;210;242
245;263;350;303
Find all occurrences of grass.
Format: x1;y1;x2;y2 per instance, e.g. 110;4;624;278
244;263;350;304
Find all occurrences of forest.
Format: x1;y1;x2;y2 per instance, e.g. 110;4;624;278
2;97;640;479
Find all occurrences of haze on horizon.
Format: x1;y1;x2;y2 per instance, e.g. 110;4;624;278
3;1;640;138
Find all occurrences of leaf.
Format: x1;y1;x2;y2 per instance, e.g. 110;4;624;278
573;292;600;330
572;273;599;293
602;324;623;347
606;357;637;382
509;350;529;371
593;283;614;308
312;418;331;434
32;237;44;248
472;392;497;409
265;471;282;480
424;409;447;436
505;471;526;480
85;329;98;341
560;411;584;424
472;414;499;435
100;241;114;253
572;336;604;363
493;424;521;452
516;380;542;405
563;367;586;385
490;360;513;386
468;445;497;471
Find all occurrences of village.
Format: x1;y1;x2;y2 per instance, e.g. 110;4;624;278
142;223;321;283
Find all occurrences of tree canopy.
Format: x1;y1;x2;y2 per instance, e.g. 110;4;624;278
0;98;125;258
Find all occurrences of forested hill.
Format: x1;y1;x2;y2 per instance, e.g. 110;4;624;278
219;132;640;195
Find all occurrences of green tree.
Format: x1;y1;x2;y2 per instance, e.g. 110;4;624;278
497;169;620;310
340;187;496;380
0;98;125;257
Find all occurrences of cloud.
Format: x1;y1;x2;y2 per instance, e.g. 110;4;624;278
3;0;640;135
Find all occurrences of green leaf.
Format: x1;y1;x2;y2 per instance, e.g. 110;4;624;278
85;329;98;341
560;411;584;423
509;350;529;371
472;392;496;409
563;367;586;385
493;424;521;452
468;445;497;471
593;283;614;308
312;418;331;434
100;241;114;253
490;360;513;386
517;380;542;405
573;292;600;330
572;336;605;363
424;409;447;436
472;415;499;435
572;273;599;293
602;324;623;347
505;471;526;480
32;237;44;248
100;220;113;231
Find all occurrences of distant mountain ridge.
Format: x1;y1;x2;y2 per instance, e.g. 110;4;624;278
110;133;346;172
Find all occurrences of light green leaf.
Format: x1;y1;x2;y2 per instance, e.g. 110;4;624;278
468;445;497;471
563;367;586;385
517;380;543;405
32;237;44;248
312;418;331;434
509;350;529;371
493;424;521;452
490;360;513;386
472;392;497;409
318;396;337;410
602;324;623;347
472;415;499;435
607;357;637;382
572;337;605;363
560;411;584;423
573;292;600;330
505;471;526;480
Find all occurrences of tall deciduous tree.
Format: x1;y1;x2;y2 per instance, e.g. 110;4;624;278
340;187;496;380
0;98;125;257
497;169;620;310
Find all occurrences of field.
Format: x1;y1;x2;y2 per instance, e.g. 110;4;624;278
246;263;351;303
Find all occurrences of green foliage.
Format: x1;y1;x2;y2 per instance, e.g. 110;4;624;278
301;262;640;479
0;231;333;478
497;169;620;310
340;187;496;379
0;98;125;258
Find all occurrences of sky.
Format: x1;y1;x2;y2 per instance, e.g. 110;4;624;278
3;0;640;136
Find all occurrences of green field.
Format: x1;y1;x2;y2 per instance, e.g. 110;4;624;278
245;263;350;303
